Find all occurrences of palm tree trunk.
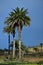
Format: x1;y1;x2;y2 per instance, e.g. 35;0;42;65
19;40;21;59
40;43;43;53
13;38;15;58
8;33;10;59
41;46;42;52
40;44;43;56
18;26;21;59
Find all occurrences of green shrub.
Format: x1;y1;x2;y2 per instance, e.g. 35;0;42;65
37;61;43;65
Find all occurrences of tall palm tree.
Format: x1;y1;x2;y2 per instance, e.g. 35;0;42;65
4;7;31;59
3;26;11;57
4;16;16;58
11;28;15;58
3;25;15;58
40;43;43;52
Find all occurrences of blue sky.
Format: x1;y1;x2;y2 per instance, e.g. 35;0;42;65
0;0;43;49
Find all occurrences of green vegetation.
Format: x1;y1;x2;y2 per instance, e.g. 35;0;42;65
0;61;43;65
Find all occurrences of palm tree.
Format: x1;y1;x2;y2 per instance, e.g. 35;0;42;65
3;25;15;58
4;17;16;58
4;15;16;58
3;26;11;58
33;47;39;52
4;7;31;59
10;25;16;58
40;43;43;53
11;28;15;58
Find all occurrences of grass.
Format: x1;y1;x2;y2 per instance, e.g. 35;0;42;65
0;61;43;65
0;55;43;65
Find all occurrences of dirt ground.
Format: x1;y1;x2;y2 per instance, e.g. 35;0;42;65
23;57;43;62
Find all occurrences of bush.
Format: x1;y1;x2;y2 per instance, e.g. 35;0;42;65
37;61;43;65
